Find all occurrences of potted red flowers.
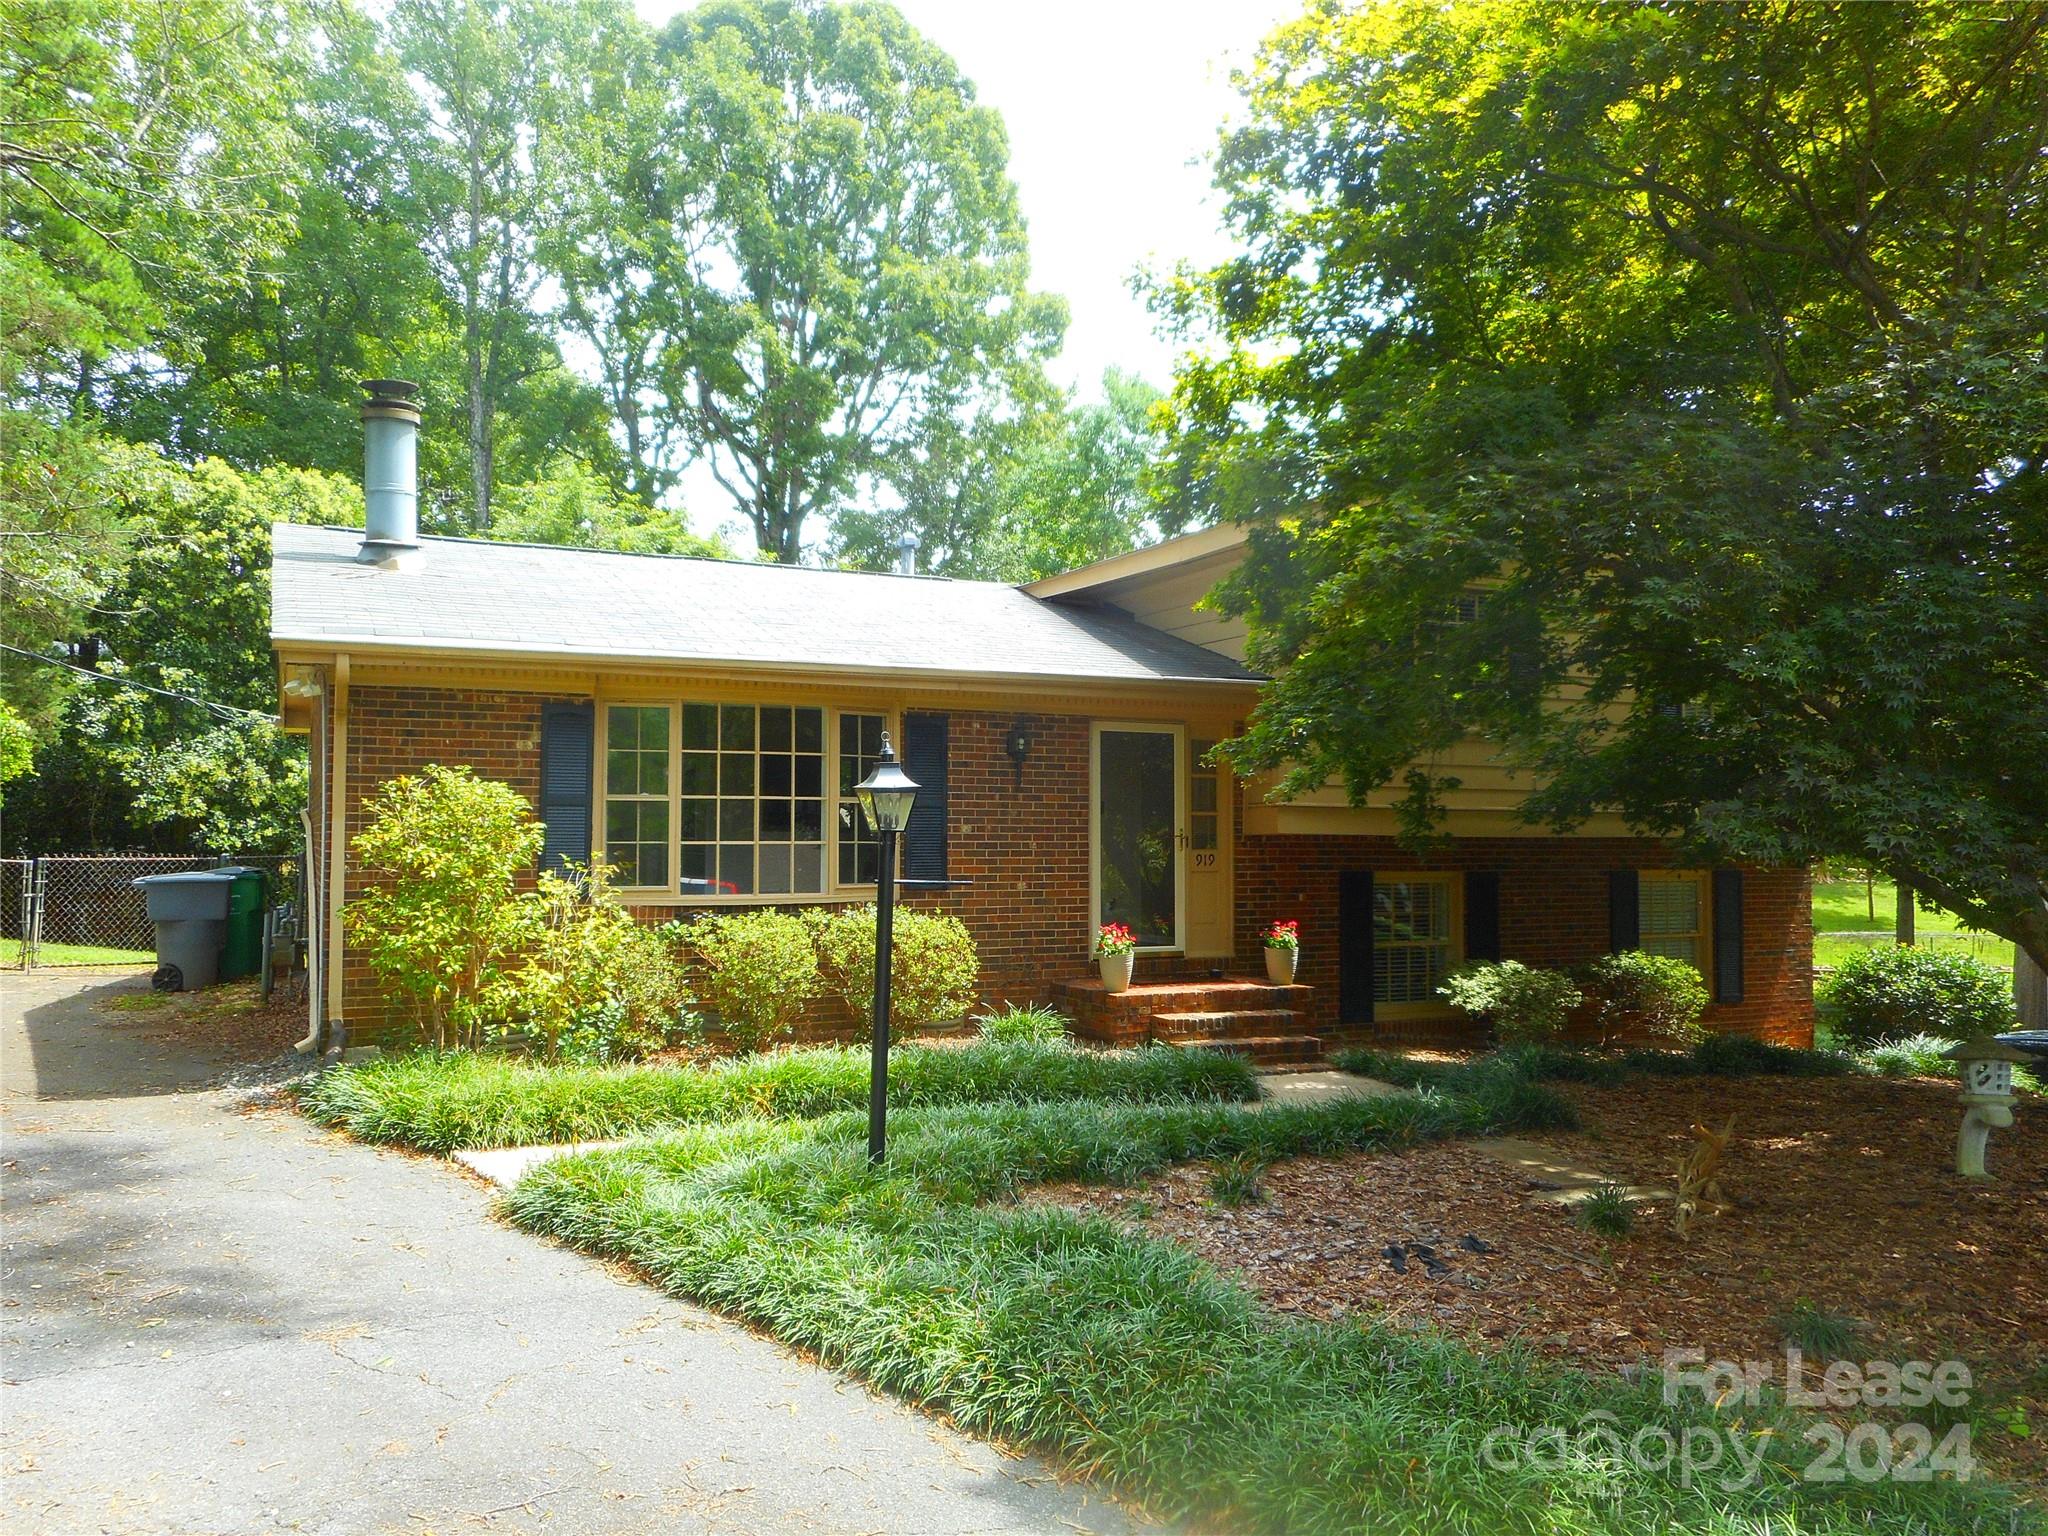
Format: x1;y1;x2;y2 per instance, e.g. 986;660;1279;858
1261;919;1300;984
1096;921;1138;993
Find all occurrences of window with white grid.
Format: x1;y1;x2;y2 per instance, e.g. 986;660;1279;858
1373;877;1456;1006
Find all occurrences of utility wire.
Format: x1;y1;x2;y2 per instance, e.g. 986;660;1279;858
0;641;278;724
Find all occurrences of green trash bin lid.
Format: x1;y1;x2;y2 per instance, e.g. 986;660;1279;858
216;866;268;914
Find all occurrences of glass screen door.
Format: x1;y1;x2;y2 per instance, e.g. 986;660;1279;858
1095;726;1181;949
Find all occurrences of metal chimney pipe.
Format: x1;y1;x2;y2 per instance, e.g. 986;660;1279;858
897;530;920;575
358;379;421;567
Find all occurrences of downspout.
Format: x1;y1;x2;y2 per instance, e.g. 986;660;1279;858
292;667;328;1055
324;652;350;1060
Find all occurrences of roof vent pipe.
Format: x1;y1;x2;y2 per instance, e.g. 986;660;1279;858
358;379;421;568
897;529;919;575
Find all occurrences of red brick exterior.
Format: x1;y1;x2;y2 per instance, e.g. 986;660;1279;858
324;684;1813;1048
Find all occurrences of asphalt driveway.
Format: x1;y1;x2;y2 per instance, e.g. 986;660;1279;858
1;969;1134;1536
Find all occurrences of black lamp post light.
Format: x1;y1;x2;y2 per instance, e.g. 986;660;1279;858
854;732;920;1163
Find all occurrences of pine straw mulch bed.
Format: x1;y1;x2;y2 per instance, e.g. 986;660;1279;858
1024;1071;2048;1489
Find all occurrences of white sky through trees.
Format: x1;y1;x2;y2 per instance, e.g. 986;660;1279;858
629;0;1297;546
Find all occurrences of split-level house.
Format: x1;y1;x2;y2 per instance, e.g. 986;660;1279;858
271;383;1813;1056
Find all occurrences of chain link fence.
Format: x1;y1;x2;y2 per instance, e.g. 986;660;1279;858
9;854;302;969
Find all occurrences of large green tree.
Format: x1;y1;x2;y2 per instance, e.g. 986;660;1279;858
1164;1;2048;966
830;369;1181;579
630;0;1065;562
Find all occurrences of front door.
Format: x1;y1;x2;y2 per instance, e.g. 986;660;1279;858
1183;738;1231;957
1094;725;1181;949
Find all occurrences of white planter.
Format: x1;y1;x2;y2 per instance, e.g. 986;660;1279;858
1264;946;1299;985
1099;950;1135;993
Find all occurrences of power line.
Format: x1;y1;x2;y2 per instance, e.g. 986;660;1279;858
0;642;278;724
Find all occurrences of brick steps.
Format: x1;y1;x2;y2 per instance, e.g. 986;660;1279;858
1155;1011;1294;1048
1053;975;1323;1065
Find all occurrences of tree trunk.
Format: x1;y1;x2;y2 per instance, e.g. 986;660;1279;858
2018;949;2047;1030
1894;880;1915;947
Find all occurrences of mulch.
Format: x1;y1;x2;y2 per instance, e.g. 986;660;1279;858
1025;1071;2048;1489
94;976;310;1063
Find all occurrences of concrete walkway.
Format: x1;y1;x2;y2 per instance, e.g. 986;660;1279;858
1;970;1135;1536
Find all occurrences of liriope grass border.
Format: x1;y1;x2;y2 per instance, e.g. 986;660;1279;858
501;1091;2021;1536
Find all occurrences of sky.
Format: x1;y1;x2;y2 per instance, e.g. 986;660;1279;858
633;0;1302;398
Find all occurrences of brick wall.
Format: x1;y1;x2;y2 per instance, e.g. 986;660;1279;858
330;685;1812;1048
1232;834;1813;1048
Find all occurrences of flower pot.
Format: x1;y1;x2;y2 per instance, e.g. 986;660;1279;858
1264;946;1298;985
1099;950;1135;993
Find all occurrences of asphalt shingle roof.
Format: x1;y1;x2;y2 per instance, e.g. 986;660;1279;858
270;523;1261;686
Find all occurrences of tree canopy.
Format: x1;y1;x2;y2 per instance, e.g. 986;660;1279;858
1163;0;2048;966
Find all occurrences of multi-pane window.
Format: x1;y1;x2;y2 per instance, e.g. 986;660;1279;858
676;703;825;896
837;713;887;885
1373;877;1456;1006
1640;871;1706;970
1189;739;1220;852
604;705;670;887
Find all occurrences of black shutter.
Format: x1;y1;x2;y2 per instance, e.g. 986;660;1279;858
1712;868;1745;1003
900;711;949;882
1464;872;1502;963
1608;869;1640;952
538;701;594;876
1338;870;1375;1024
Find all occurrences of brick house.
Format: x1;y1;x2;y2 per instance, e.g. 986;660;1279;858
272;384;1812;1056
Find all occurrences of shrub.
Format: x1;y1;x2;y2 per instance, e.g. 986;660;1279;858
342;765;542;1050
1817;945;2017;1046
1438;960;1582;1044
1572;952;1710;1047
975;1003;1069;1044
689;909;818;1050
809;904;979;1037
500;867;694;1062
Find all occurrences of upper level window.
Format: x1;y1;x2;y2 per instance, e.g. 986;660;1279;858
1640;870;1706;970
837;713;887;885
1374;875;1456;1007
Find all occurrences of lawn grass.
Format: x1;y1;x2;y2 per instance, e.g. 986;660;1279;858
295;1038;1259;1154
502;1088;2021;1535
1812;880;2014;971
0;938;154;966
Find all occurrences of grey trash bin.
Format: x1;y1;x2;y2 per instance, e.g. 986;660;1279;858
133;871;235;991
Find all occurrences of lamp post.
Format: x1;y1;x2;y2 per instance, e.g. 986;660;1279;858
854;734;920;1163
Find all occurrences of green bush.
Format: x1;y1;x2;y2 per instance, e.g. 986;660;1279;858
295;1039;1261;1153
1816;944;2018;1045
1437;960;1582;1043
689;909;818;1050
975;1003;1069;1044
342;765;543;1050
1571;952;1710;1047
809;904;980;1036
499;867;694;1062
